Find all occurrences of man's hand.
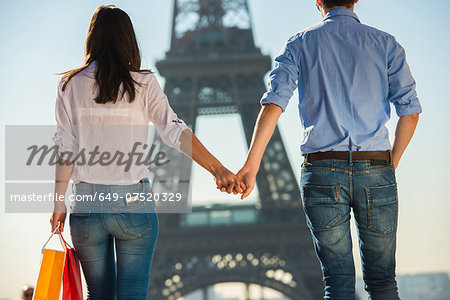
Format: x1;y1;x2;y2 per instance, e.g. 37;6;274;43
50;202;67;233
235;164;258;200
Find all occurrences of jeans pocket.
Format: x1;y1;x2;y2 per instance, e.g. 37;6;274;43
69;209;91;243
365;183;398;235
302;185;342;229
112;204;152;237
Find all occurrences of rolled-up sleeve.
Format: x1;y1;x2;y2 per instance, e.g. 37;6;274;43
146;74;191;150
53;78;79;158
387;38;422;116
260;42;299;112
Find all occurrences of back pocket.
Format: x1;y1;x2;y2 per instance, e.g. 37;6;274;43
365;183;398;235
302;185;342;229
112;205;152;237
69;208;91;243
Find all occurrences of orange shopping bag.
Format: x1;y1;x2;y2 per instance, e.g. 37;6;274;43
33;225;66;300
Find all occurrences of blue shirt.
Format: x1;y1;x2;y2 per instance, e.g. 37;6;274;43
260;8;422;154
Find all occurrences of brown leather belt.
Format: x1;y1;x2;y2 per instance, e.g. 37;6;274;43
306;151;391;163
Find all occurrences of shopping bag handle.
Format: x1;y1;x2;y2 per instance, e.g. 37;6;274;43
59;230;73;251
41;223;66;254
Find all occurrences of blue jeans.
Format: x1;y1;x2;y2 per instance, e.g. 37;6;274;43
69;179;159;300
300;159;400;300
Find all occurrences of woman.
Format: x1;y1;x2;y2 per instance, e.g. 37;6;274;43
50;5;242;299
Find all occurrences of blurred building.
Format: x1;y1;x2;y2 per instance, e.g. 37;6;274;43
356;273;450;300
182;282;291;300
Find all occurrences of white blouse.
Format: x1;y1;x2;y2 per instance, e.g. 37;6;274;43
53;62;190;185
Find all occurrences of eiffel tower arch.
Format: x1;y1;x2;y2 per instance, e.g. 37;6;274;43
148;0;323;299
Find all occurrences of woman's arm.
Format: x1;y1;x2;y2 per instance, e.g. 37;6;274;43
50;158;74;232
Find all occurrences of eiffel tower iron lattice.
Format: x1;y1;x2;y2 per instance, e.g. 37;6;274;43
148;0;323;299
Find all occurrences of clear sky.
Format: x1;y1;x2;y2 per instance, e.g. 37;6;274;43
1;0;449;299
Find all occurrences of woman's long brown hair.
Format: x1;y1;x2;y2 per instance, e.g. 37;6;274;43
61;5;149;103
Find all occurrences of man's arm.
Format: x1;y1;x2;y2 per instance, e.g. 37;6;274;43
391;113;419;169
235;104;282;199
233;40;299;198
386;38;422;169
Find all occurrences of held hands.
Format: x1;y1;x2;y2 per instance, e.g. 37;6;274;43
212;165;245;195
214;163;257;200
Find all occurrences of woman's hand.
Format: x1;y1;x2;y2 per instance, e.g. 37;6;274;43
213;165;245;195
50;203;67;233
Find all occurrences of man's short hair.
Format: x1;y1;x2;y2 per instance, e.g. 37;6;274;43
322;0;356;8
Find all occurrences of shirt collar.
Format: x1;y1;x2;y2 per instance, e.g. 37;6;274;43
323;8;360;23
86;61;97;71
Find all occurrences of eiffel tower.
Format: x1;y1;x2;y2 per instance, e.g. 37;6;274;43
148;0;323;299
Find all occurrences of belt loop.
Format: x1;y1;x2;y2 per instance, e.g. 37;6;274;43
305;154;309;164
388;150;393;165
349;151;353;167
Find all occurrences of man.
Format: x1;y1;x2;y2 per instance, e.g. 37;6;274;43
229;0;421;298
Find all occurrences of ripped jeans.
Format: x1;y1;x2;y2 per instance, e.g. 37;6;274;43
300;159;400;300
